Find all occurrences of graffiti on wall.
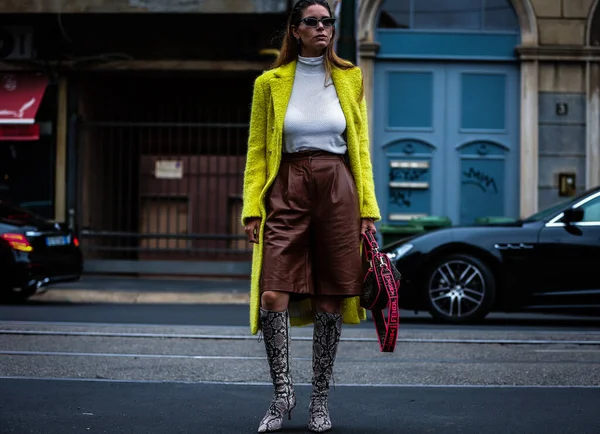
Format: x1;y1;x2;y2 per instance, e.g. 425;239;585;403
390;167;429;182
462;167;498;194
390;190;412;208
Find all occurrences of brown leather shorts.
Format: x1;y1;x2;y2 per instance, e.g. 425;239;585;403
260;150;363;298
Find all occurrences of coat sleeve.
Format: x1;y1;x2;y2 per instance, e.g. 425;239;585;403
356;69;382;221
240;75;268;226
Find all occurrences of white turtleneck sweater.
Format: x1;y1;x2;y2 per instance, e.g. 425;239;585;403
283;55;348;154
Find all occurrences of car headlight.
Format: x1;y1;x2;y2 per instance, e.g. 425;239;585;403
386;243;414;261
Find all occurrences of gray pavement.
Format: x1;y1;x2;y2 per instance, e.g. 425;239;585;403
21;274;600;329
1;379;599;434
3;278;600;433
2;324;600;386
7;299;600;332
45;275;251;293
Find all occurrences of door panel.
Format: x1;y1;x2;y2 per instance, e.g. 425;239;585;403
386;140;434;221
375;63;445;222
459;142;507;224
374;61;519;225
387;71;434;129
534;194;600;306
446;65;519;224
536;224;600;306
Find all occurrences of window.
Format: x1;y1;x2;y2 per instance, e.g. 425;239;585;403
414;0;482;30
377;0;519;32
378;0;410;29
580;196;600;223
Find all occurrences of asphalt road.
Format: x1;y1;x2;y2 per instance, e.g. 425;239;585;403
2;379;599;434
1;277;600;433
3;302;600;332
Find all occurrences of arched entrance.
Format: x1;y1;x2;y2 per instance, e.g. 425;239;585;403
361;0;537;225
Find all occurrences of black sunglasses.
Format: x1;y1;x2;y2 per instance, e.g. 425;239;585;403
301;17;336;28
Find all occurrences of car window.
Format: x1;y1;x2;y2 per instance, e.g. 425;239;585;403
523;198;573;222
525;189;600;223
580;196;600;222
0;201;48;226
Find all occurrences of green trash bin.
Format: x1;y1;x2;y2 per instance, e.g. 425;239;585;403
407;215;452;231
379;223;425;246
474;216;518;225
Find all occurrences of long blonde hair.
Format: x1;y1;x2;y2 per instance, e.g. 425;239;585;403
271;0;363;101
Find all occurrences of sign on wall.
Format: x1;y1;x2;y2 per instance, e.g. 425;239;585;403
155;160;183;179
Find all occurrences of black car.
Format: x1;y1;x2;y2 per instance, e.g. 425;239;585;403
0;201;83;302
383;186;600;323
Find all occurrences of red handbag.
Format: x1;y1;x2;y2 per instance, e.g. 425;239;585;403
360;229;401;353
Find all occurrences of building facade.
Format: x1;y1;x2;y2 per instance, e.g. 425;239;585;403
0;1;291;276
359;0;600;226
1;0;599;276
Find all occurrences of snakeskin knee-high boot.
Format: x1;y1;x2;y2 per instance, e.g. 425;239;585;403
257;308;296;433
308;311;342;433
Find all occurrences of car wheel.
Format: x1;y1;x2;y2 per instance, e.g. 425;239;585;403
424;253;495;324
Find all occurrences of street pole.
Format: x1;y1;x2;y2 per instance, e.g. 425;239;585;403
337;0;357;64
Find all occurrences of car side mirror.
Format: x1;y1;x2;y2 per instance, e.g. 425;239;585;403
563;208;584;224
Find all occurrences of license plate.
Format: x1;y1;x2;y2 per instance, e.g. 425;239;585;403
46;235;70;247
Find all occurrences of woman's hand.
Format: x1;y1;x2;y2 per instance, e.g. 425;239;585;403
244;218;262;244
360;218;376;236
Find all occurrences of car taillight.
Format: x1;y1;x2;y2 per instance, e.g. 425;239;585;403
73;237;80;247
2;233;33;252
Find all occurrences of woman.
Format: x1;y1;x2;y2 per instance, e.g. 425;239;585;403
241;0;380;432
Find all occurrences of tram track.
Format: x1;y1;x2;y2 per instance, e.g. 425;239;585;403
1;319;600;387
2;328;600;345
2;317;600;345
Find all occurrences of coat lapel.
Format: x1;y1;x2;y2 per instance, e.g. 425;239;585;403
270;61;297;134
331;67;357;142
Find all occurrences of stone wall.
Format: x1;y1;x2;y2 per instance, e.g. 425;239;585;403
531;0;598;209
533;0;593;45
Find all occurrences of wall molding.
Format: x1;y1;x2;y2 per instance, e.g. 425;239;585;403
518;45;600;62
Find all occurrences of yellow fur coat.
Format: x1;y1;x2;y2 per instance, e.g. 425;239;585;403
241;59;381;335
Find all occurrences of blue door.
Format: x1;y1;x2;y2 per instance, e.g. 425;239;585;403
374;62;519;224
372;0;521;225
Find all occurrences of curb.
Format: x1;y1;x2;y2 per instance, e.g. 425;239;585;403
30;289;250;305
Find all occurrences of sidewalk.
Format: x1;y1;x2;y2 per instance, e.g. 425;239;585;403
30;275;251;305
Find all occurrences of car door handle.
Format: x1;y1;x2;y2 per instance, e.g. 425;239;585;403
494;243;534;250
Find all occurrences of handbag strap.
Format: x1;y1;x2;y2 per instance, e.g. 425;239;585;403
363;229;379;262
362;230;400;353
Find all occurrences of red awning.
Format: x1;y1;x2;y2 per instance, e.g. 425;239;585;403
0;123;41;141
0;73;48;125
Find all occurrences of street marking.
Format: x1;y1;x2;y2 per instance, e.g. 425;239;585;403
0;350;268;360
29;289;250;304
1;376;600;389
0;320;257;330
2;350;600;365
2;319;600;335
2;329;600;345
